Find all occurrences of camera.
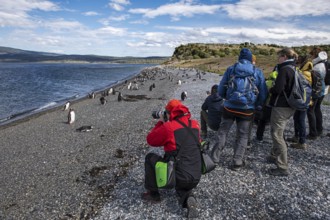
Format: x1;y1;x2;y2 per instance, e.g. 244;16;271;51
152;110;168;121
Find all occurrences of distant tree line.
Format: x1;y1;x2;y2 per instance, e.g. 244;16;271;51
172;43;330;60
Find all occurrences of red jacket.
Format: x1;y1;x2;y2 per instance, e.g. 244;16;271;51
147;104;200;152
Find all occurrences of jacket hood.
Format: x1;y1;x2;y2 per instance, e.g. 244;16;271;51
313;51;328;64
168;104;191;121
210;93;223;102
232;60;255;77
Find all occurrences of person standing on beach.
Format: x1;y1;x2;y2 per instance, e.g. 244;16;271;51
143;99;202;218
307;48;328;139
267;47;298;176
200;84;223;139
211;48;267;170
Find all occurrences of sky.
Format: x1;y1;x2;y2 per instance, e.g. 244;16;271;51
0;0;330;57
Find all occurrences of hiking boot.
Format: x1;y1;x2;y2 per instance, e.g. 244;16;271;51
290;143;307;150
230;161;246;171
141;191;161;203
269;168;289;176
187;196;198;219
287;136;298;143
246;142;252;149
266;156;276;164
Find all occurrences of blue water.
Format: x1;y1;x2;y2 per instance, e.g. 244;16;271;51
0;63;153;125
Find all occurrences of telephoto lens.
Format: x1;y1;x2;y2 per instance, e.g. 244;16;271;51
152;110;162;119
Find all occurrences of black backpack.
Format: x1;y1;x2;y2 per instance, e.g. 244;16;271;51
324;60;330;85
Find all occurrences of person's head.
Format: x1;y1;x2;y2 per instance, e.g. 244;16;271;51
309;47;322;59
297;55;308;65
165;99;182;113
277;47;298;64
252;55;256;65
239;48;252;62
211;84;218;95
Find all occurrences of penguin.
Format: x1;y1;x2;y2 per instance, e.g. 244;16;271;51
89;92;95;99
63;101;70;111
152;83;155;88
100;96;107;105
118;92;123;101
149;85;153;91
76;125;93;132
68;108;75;124
108;88;113;95
178;80;182;85
127;82;132;90
181;91;187;101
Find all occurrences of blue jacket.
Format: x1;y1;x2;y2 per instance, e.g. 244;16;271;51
219;59;267;110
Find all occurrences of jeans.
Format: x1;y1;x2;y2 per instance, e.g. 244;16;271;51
293;110;307;144
307;96;324;137
211;116;251;165
270;107;295;170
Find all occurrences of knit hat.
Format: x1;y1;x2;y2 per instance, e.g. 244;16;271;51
211;84;218;94
239;48;252;62
165;99;182;112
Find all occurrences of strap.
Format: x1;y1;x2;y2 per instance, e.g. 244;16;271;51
175;119;200;148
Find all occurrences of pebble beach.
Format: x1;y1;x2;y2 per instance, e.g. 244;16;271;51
0;66;329;220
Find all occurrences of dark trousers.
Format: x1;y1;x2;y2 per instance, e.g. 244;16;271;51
293;110;307;144
144;153;198;207
256;106;272;140
307;96;324;137
200;110;220;131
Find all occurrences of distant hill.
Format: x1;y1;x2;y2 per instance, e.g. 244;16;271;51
0;46;169;64
166;43;330;75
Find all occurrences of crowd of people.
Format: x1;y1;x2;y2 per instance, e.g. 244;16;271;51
140;47;329;218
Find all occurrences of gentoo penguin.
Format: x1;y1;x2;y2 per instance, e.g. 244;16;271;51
127;82;132;90
76;125;93;132
178;80;182;85
68;108;75;124
89;92;95;99
100;96;107;105
108;88;113;95
118;92;123;101
63;101;70;111
181;91;187;101
152;83;155;88
149;85;153;91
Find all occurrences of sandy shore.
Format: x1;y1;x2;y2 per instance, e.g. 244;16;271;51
1;66;329;220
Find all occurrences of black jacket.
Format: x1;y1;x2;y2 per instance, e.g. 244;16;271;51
201;93;223;128
269;60;296;107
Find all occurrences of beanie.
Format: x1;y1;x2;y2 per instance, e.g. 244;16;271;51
165;99;181;112
211;84;218;94
239;48;252;62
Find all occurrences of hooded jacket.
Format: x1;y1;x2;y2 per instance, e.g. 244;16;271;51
201;92;223;129
147;104;202;182
312;51;328;97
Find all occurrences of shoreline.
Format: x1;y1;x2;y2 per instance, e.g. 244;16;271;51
0;65;158;129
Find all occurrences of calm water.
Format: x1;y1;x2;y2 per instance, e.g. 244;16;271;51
0;63;153;125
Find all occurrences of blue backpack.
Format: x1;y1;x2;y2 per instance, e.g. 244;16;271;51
226;64;259;106
284;66;312;111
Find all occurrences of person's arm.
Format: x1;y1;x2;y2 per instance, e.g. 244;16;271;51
146;121;169;147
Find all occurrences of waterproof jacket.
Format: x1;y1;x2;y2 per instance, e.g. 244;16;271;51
218;59;267;112
300;61;313;85
312;55;328;98
269;60;296;107
147;104;202;183
201;93;223;129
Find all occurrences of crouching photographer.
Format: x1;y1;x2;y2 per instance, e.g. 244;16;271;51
142;99;202;218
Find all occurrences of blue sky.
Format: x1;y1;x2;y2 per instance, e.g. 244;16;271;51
0;0;330;57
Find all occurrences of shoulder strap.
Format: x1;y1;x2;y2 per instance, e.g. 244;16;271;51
175;119;200;147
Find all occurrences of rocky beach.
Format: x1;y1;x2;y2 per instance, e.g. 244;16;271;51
0;66;329;220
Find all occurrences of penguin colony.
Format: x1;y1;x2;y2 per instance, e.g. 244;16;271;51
61;66;207;126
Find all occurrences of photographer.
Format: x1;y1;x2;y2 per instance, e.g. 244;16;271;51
143;99;202;218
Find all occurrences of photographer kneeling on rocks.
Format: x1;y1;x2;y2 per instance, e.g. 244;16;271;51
143;99;202;218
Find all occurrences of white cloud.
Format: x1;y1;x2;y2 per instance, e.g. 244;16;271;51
99;14;129;25
221;0;330;20
108;0;130;11
129;0;221;20
83;11;100;16
0;0;59;27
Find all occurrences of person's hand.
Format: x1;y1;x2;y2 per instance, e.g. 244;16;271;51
256;105;262;111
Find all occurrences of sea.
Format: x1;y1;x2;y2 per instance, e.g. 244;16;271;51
0;62;154;126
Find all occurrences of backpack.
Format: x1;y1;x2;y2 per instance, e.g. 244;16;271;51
324;60;330;85
226;64;259;106
311;68;323;98
284;67;312;111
